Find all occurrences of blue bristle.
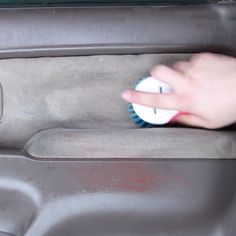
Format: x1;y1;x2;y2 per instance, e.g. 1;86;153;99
131;113;139;118
128;102;154;128
127;78;156;128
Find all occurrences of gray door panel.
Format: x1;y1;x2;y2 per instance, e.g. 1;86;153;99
0;3;235;236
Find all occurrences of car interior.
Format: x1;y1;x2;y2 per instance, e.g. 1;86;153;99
0;0;235;236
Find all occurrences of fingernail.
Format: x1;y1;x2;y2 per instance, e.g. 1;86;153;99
121;90;132;101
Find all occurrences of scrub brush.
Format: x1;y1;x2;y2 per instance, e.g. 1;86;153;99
128;76;180;128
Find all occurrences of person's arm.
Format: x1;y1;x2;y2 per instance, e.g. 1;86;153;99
122;53;236;129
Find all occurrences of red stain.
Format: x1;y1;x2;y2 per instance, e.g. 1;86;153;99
68;163;189;192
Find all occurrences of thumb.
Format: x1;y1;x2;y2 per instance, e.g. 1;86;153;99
174;113;208;128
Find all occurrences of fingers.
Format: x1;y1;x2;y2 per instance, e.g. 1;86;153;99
173;61;192;75
190;53;216;65
121;89;213;128
190;53;236;72
122;90;181;110
174;113;208;128
151;65;189;91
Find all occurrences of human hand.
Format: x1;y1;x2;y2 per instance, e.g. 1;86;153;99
122;53;236;129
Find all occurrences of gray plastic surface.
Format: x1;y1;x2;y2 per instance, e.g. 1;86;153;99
0;233;15;236
0;4;235;58
24;128;236;159
0;54;191;148
0;154;234;236
0;181;39;236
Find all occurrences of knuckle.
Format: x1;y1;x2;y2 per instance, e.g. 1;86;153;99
132;91;144;104
191;53;214;65
173;61;195;77
151;64;166;77
156;64;167;71
178;93;196;111
173;61;184;70
151;94;169;108
139;93;158;107
149;95;160;107
186;67;200;78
